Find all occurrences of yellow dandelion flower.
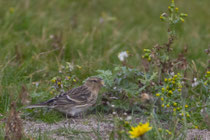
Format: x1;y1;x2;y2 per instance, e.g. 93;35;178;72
185;105;189;108
175;8;179;12
73;79;77;82
194;126;198;129
129;122;152;139
172;81;176;84
164;78;168;82
161;104;165;107
161;97;164;101
174;75;178;78
162;88;165;92
168;78;172;82
166;104;170;108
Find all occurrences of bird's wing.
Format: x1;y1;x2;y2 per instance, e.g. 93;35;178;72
66;85;92;102
26;85;91;108
43;85;91;106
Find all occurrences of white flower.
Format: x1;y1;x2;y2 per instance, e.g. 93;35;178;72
192;82;199;87
118;51;128;62
112;112;117;115
170;72;175;76
111;104;115;108
66;62;74;72
126;116;132;121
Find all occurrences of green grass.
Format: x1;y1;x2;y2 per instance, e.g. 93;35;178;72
0;0;209;139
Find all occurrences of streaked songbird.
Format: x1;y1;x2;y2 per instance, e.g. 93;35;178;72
26;77;104;116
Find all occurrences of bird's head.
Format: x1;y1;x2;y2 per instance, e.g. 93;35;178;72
84;77;104;91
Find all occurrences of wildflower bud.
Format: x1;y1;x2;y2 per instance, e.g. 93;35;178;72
175;7;179;12
51;78;56;83
173;108;176;112
76;65;82;69
162;88;165;92
180;13;188;17
180;18;185;22
173;102;177;106
164;78;168;82
156;93;160;97
166;130;172;135
73;79;77;82
9;7;15;14
166;104;170;108
161;104;165;107
161;97;164;101
168;90;173;94
57;82;61;86
204;82;207;86
185;105;188;108
148;57;151;62
160;16;165;21
142;55;145;59
143;49;151;52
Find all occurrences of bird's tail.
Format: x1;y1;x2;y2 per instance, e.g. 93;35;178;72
25;103;52;109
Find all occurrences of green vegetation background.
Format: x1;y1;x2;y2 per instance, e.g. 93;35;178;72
0;0;209;115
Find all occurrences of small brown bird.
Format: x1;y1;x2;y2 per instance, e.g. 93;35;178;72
26;77;104;116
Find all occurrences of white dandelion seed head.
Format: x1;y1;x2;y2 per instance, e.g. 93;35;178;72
118;51;128;62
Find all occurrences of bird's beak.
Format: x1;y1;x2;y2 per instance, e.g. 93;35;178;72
100;80;105;87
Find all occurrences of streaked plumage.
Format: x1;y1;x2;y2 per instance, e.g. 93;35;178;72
26;77;104;116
